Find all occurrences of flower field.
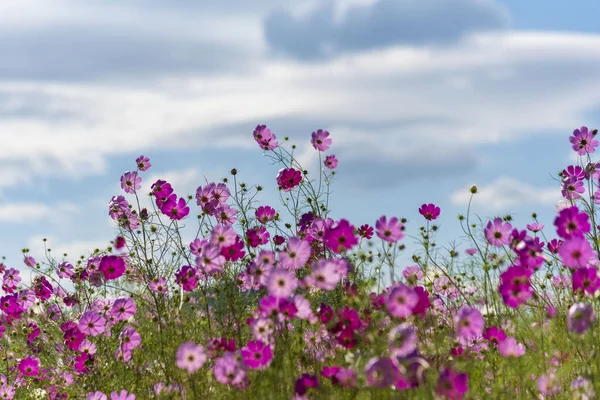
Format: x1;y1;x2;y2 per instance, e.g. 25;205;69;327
1;126;600;399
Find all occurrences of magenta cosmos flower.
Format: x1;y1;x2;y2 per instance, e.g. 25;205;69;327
176;342;207;373
572;267;600;295
255;205;276;224
311;129;332;151
419;203;441;221
498;265;532;308
569;126;598;155
483;326;506;346
375;216;404;243
484;217;512;247
559;237;596;270
160;194;190;220
324;154;338;169
554;206;591;239
276;168;302;191
455;306;484;339
324;219;359;253
241;340;273;369
18;356;40;376
120;171;142;194
99;255;126;280
436;368;469;400
78;311;106;337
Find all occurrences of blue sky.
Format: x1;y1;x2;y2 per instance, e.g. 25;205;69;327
1;0;599;274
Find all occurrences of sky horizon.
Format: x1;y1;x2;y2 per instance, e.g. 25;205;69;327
1;0;599;275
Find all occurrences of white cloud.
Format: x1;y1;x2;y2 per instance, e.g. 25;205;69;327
0;30;599;192
450;177;561;211
0;201;79;223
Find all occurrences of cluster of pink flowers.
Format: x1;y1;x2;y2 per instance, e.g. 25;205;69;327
2;125;600;399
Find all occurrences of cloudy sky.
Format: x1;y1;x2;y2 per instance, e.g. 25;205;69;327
1;0;599;269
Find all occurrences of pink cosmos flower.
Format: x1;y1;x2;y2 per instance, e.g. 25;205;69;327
569;126;598;155
23;256;35;268
110;390;135;400
78;311;106;337
419;203;441;221
241;340;273;369
484;218;512;247
559;237;596;270
276;168;302;191
197;244;226;274
211;224;237;247
386;284;418;318
267;268;298;298
436;368;469;400
375;216;404;243
388;323;417;358
562;176;585;200
324;219;359;253
99;255;126;280
526;222;544;233
311;129;332;151
214;352;247;387
455;306;484;339
253;125;278;151
18;356;40;376
537;375;560;397
498;337;525;358
215;204;238;226
56;261;74;279
0;383;15;399
120;328;142;352
112;298;137;321
307;259;342;290
149;277;167;293
120;171;141;194
568;302;595;334
176;342;207;373
87;392;107;400
135;155;151;171
402;265;423;285
278;237;311;269
324;154;338;169
483;326;506;346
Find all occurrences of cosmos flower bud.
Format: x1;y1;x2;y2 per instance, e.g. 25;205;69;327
469;184;478;194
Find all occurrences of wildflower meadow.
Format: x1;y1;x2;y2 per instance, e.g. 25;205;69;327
1;125;600;399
